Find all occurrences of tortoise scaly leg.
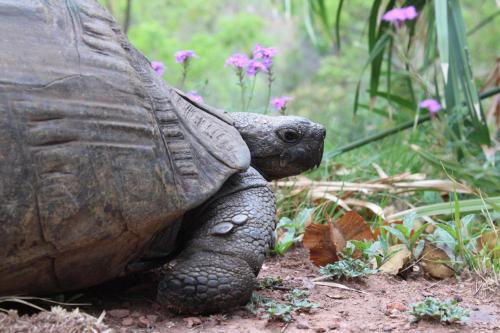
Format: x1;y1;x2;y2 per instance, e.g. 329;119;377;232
157;167;275;313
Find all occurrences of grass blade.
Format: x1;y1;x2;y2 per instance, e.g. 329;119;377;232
303;0;318;47
434;0;449;82
387;196;500;221
354;33;391;114
334;0;344;51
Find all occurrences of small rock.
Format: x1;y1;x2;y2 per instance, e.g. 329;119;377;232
382;325;394;332
453;295;463;302
121;317;134;326
108;309;130;319
315;328;326;333
146;315;158;323
296;320;310;329
328;322;340;330
137;316;151;328
183;316;202;328
130;311;142;318
386;302;409;312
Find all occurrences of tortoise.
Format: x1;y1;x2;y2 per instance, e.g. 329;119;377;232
0;0;325;313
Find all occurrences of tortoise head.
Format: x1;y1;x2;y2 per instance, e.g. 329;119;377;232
230;112;325;180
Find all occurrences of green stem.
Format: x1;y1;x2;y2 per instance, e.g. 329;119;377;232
326;86;500;158
245;76;257;111
264;68;274;114
237;69;246;110
180;62;189;90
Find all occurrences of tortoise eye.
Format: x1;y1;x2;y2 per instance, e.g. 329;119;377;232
277;128;302;143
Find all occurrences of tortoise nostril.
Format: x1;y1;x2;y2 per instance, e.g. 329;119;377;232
318;126;326;138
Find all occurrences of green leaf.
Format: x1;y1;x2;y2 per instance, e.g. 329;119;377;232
414;239;426;258
410;223;429;246
334;0;344;51
373;91;417;110
354;33;391;114
436;223;458;240
434;0;449;82
388;196;500;221
303;0;318;46
369;0;395;99
383;226;409;246
447;0;490;145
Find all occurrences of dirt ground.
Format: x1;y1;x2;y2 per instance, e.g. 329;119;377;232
3;247;499;333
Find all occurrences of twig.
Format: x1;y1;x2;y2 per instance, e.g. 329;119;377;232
313;281;368;294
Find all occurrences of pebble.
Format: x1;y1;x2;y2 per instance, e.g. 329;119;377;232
328;322;340;330
146;315;158;323
403;323;412;330
386;302;409;312
315;328;327;333
108;309;130;319
183;316;202;327
382;325;394;331
296;320;310;329
137;316;151;328
121;317;134;326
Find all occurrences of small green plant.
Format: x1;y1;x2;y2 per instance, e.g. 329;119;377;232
319;255;377;279
246;289;318;322
246;293;294;322
348;239;399;268
286;289;319;313
409;297;470;323
273;207;314;255
383;213;428;259
258;276;284;290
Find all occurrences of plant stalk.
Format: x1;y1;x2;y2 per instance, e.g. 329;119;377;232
327;86;500;158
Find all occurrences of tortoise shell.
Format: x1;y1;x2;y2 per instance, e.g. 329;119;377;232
0;0;250;294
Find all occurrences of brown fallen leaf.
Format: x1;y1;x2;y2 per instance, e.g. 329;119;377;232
420;243;455;279
303;223;339;266
479;230;500;255
332;211;376;251
379;244;411;275
303;211;375;267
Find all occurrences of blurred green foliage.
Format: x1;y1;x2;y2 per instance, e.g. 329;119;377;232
97;0;498;187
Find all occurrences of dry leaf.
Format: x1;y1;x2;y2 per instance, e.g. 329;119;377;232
303;223;339;266
479;230;500;255
379;244;411;275
313;281;368;294
420;244;455;279
303;212;375;267
332;211;376;250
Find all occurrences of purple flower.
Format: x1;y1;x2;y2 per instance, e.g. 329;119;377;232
253;44;278;69
175;50;196;63
225;53;250;69
382;6;418;27
419;99;442;114
186;91;204;104
271;96;293;111
246;60;267;76
151;61;165;76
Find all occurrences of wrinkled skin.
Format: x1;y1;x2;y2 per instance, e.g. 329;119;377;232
232;113;325;180
158;113;325;313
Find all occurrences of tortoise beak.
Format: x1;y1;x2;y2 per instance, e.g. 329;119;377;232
314;125;326;169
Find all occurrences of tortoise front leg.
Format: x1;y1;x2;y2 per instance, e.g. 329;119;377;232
157;167;275;313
